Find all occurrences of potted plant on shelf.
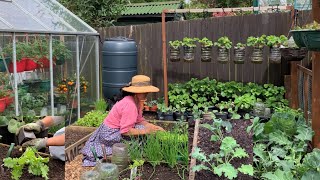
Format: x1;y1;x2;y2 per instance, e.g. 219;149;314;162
266;35;288;63
213;104;228;120
149;100;158;112
0;91;7;113
182;37;198;62
0;52;11;72
280;36;307;61
198;37;213;62
157;103;174;121
143;101;150;111
53;39;72;65
32;37;50;69
214;36;233;64
247;35;266;64
233;42;246;64
2;42;28;73
168;40;181;62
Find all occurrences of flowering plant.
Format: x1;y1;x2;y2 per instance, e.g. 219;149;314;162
56;75;88;108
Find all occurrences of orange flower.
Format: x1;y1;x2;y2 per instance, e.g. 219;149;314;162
68;81;74;86
63;88;68;92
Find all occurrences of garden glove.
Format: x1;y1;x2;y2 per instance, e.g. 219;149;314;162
16;120;45;135
22;138;48;150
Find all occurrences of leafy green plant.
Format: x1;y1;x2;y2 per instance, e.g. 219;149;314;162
20;93;47;110
200;119;232;142
94;99;108;112
198;37;213;47
214;36;233;49
192;136;253;179
234;42;246;49
75;110;108;127
169;40;182;49
234;93;256;111
296;21;320;30
266;35;288;48
182;37;198;47
52;39;72;63
247;35;266;48
3;147;49;180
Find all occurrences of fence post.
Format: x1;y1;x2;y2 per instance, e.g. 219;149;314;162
290;61;299;109
312;0;320;148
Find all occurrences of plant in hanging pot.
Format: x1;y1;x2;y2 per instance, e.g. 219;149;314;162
247;35;266;64
214;36;232;64
233;42;246;64
168;40;182;62
300;21;320;51
2;42;27;73
182;37;198;62
198;37;213;62
266;35;288;63
53;39;72;65
280;36;308;61
32;38;51;69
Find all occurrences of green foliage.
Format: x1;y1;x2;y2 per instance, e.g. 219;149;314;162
20;93;47;110
264;112;297;136
192;137;253;179
234;93;256;111
247;35;266;48
75;110;108;127
182;37;198;47
198;37;213;47
59;0;127;27
266;35;288;48
8;119;25;134
234;42;246;49
296;21;320;30
200;119;232;142
0;116;8;126
3;147;49;180
214;36;233;49
169;40;182;49
94;99;108;112
143;133;163;167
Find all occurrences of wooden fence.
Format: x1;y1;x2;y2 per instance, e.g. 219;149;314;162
97;11;312;98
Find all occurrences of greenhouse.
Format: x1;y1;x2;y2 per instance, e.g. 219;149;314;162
0;0;100;124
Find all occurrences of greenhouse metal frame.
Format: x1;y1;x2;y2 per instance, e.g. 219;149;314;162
0;0;100;118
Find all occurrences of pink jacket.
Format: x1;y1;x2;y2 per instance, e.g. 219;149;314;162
104;96;145;133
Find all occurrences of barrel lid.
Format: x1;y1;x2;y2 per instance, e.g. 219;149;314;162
105;37;134;41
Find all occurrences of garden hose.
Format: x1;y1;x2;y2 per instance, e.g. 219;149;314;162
6;143;15;158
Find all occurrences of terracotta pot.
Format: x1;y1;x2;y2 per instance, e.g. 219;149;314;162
0;98;6;113
144;105;150;111
8;58;27;73
24;58;38;71
150;105;158;112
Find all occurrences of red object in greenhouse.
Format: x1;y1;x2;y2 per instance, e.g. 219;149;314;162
0;98;6;113
37;57;50;69
8;58;26;73
24;58;38;71
4;96;13;107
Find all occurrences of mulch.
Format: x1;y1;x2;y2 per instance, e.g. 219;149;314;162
0;145;65;180
194;119;253;180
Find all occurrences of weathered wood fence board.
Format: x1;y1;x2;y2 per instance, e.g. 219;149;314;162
97;11;312;98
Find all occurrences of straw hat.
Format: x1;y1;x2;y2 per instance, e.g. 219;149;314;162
122;75;159;93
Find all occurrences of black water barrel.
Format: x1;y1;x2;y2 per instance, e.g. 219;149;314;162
102;37;137;99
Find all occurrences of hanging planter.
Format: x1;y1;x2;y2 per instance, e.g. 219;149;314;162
168;40;181;62
302;30;320;51
233;43;246;64
182;37;198;63
291;30;306;48
8;58;27;73
198;38;213;62
24;58;38;71
214;36;232;64
266;35;288;64
280;48;307;61
247;35;267;64
0;98;6;113
53;39;72;65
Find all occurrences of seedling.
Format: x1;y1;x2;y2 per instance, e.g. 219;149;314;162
200;119;232;142
214;36;233;49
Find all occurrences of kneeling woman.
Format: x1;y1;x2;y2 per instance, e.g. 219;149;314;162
81;75;164;166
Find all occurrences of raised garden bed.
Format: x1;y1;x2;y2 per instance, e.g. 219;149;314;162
0;143;65;180
65;126;97;162
190;119;253;180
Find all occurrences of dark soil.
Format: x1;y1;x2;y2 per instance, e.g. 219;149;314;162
119;162;188;180
143;111;158;120
65;126;96;148
195;119;253;180
0;145;65;180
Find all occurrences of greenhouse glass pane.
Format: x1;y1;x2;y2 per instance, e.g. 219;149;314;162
294;0;312;10
14;0;74;32
38;0;95;33
0;1;46;31
0;20;10;29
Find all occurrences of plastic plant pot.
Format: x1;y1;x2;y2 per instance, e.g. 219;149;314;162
18;128;36;145
0;57;11;72
163;112;174;121
95;163;119;180
169;46;181;62
301;30;320;51
269;47;281;64
80;170;101;180
251;47;264;64
217;48;229;64
201;46;212;62
183;46;195;62
291;30;306;48
234;48;245;64
214;112;228;120
111;143;129;172
0;125;15;145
